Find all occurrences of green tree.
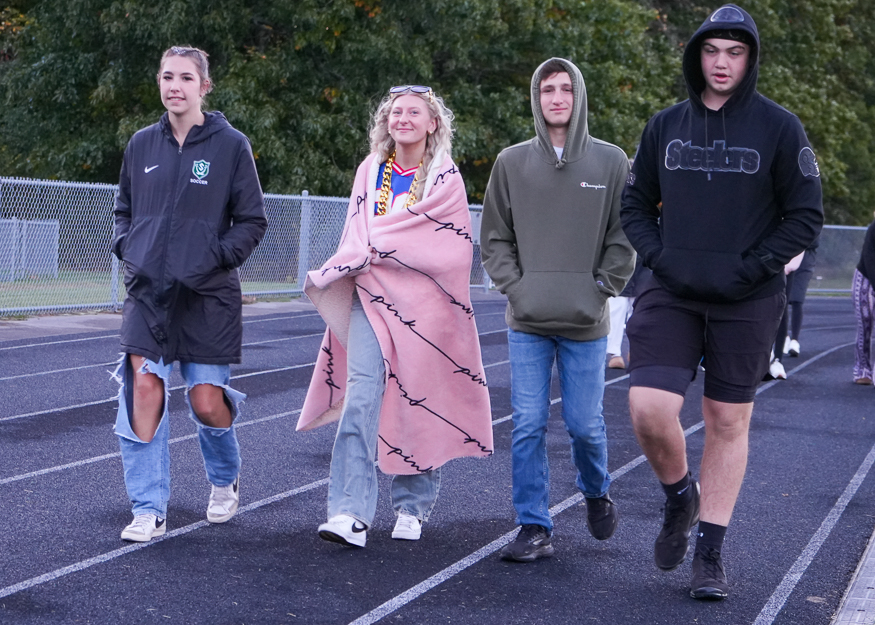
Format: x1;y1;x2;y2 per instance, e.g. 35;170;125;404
3;0;874;222
0;0;676;201
646;0;875;224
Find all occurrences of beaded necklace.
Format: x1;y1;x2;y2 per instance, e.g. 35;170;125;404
375;150;423;216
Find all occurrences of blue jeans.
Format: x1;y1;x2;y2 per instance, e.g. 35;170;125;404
507;328;611;530
327;294;440;527
114;356;245;518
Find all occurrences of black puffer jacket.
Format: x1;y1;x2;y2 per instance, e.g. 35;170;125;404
113;111;267;364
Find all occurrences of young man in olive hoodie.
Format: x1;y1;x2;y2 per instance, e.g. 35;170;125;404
481;58;634;561
621;5;822;600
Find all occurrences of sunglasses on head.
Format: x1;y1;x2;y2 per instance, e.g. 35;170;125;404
390;85;433;96
709;6;745;23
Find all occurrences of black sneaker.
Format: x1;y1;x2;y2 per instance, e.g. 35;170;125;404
585;494;619;540
499;524;554;562
654;479;700;571
690;545;729;600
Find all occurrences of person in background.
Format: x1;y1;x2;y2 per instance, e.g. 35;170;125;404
765;252;805;380
607;257;650;369
298;85;493;548
782;236;819;358
112;46;267;542
853;217;875;385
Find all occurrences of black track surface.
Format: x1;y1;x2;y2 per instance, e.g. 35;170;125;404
0;293;870;624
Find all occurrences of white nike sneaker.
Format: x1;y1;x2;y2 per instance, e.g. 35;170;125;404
769;360;787;380
392;513;422;541
207;476;240;524
319;514;367;547
121;513;167;542
788;339;801;357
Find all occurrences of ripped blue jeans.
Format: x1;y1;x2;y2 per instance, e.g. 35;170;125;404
113;355;245;519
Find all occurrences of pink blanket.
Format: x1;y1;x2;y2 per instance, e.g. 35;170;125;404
297;152;494;474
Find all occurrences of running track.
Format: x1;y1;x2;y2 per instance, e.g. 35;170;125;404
0;292;871;624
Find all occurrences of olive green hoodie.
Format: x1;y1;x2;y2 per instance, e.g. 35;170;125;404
481;58;634;340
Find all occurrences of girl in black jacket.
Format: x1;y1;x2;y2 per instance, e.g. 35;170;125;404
112;46;267;542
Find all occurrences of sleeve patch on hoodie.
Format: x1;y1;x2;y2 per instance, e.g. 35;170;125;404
798;147;820;178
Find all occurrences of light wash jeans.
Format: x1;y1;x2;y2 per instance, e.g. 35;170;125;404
114;356;245;518
507;328;611;530
327;293;440;527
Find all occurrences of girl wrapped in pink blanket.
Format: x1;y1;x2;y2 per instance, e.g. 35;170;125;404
299;85;493;547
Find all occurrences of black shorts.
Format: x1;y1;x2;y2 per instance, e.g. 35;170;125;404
626;277;785;403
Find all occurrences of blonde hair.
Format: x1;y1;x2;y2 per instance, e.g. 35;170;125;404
368;89;454;196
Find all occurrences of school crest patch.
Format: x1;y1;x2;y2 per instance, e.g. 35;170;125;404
192;160;210;180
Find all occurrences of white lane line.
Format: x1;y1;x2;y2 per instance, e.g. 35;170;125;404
0;308;506;353
0;333;326;381
348;344;852;625
0;409;302;486
0;359;524;595
0;361;119;382
0;335;119;351
0;475;329;601
753;442;875;625
0;329;510;423
0;359;514;484
242;313;321;324
348;420;698;625
0;344;848;605
242;332;324;347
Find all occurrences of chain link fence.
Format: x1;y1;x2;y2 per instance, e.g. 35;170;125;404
0;176;864;318
0;177;489;317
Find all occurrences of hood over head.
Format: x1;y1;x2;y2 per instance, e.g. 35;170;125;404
530;57;591;169
683;4;760;112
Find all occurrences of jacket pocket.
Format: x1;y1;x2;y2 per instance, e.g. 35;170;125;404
508;271;607;326
177;223;228;291
652;248;755;302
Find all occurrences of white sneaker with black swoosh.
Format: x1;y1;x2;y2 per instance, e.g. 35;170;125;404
318;514;367;547
207;476;240;523
121;513;166;542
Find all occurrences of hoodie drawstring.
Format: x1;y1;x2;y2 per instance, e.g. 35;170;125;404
705;108;710;181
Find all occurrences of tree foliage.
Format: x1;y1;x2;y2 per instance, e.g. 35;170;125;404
1;0;874;222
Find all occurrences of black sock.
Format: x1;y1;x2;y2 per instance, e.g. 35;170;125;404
661;472;692;502
696;521;727;550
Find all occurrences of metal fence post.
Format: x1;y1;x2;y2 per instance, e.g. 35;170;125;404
110;255;120;311
12;216;21;281
296;190;311;290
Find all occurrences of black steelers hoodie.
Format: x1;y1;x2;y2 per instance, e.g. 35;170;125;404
621;4;823;303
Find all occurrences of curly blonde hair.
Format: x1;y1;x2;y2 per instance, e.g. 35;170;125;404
368;88;454;184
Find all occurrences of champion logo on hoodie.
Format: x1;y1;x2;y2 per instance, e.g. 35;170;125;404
580;181;607;190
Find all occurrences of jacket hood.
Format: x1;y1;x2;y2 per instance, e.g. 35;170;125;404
530;57;591;168
159;111;232;145
683;4;760;112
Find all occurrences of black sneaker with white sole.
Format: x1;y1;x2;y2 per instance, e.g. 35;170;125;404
499;524;554;562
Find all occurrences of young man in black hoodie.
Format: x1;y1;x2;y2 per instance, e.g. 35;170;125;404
621;5;823;600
